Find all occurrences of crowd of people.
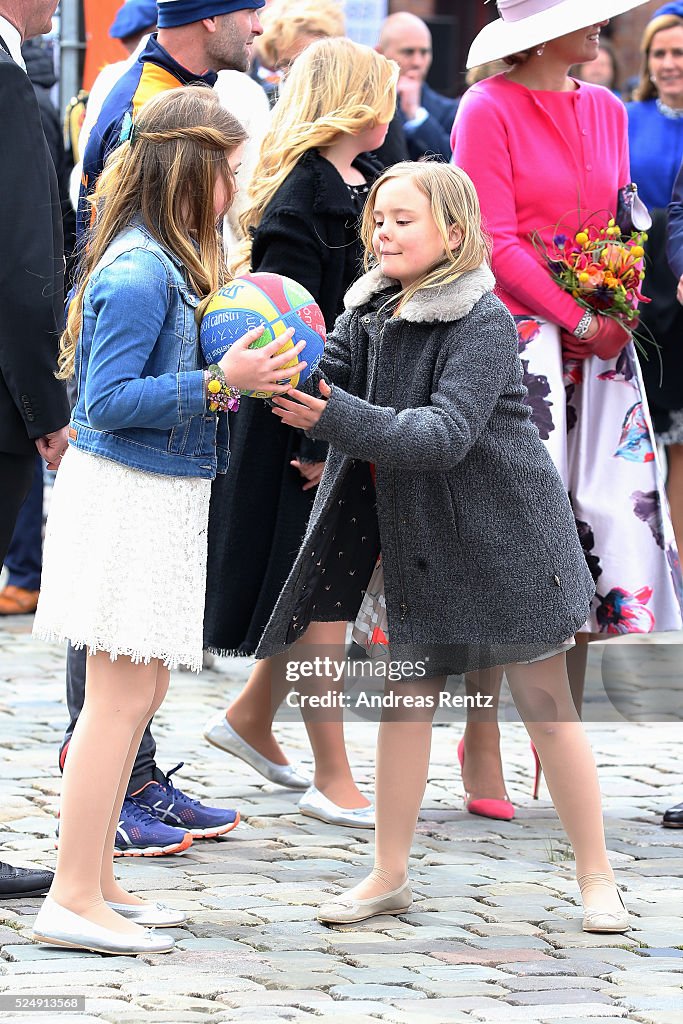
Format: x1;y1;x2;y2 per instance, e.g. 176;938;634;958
1;0;682;956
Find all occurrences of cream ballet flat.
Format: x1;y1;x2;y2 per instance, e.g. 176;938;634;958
106;900;187;927
579;872;631;933
33;896;175;954
298;786;375;829
317;879;412;925
203;711;312;789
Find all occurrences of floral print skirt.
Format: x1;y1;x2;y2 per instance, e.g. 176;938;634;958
516;316;683;635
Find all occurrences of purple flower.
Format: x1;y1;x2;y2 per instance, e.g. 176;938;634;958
598;346;637;385
520;359;554;440
569;497;603;584
553;234;568;248
631;490;664;548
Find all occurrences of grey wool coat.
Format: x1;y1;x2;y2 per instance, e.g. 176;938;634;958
256;264;595;673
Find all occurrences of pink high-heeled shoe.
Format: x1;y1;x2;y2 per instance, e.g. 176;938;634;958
457;738;515;821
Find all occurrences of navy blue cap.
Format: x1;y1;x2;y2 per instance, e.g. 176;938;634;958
156;0;264;28
110;0;158;40
654;2;683;17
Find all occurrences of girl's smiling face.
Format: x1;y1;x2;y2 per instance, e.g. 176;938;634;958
372;176;462;288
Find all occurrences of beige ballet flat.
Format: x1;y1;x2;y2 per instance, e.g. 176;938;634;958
317;879;412;925
578;872;630;933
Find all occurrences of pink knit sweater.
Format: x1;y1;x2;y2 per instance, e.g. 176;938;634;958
451;74;630;333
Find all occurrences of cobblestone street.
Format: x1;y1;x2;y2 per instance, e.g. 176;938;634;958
1;617;682;1024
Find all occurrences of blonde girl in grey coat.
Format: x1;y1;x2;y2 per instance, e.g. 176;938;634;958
267;162;630;934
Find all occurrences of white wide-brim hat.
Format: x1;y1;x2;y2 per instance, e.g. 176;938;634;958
468;0;650;68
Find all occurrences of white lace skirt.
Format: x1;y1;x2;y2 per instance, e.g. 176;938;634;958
33;447;211;671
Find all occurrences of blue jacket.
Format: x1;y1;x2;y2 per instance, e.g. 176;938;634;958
627;99;683;212
668;158;683;280
69;222;228;478
77;35;216;238
401;82;458;162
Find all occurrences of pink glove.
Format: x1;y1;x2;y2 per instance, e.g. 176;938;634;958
561;316;633;362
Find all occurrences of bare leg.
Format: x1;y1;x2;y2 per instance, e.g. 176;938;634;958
462;634;592;800
505;654;622;915
665;444;683;555
49;652;161;934
295;621;369;808
566;635;590;714
461;667;507;800
338;677;444;900
100;665;170;906
226;657;291;766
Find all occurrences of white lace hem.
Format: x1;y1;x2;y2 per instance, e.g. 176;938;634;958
32;628;203;673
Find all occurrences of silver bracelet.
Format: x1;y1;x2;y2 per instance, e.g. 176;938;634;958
573;310;593;338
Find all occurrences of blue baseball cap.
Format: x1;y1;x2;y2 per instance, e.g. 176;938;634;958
156;0;265;29
110;0;158;40
653;2;683;16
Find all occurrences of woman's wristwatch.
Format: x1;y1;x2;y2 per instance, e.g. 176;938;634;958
573;310;594;338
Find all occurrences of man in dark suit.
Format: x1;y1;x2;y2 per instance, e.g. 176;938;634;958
376;11;458;163
0;0;69;896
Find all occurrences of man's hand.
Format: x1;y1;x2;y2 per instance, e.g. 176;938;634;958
35;425;69;471
290;459;325;491
677;273;683;306
397;75;422;120
272;380;331;430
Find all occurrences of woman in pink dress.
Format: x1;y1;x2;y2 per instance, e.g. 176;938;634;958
452;0;683;820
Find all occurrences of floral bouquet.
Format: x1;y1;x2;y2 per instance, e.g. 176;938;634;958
532;218;652;355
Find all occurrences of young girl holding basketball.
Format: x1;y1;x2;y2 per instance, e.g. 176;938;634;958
203;37;398;827
31;86;305;956
263;161;630;934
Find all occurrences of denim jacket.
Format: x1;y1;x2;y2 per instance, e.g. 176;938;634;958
70;222;228;478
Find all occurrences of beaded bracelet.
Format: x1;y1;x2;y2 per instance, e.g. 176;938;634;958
205;364;240;413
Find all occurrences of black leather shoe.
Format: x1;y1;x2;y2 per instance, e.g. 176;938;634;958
662;802;683;828
0;861;53;898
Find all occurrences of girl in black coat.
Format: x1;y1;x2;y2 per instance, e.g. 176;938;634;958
203;38;398;825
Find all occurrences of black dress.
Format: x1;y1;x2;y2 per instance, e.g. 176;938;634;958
203;152;381;655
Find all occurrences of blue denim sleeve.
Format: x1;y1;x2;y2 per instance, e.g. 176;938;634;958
83;248;206;431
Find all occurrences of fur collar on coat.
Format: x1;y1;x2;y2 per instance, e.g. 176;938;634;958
343;263;496;324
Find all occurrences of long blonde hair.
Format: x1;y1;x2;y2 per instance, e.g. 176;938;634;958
59;86;246;379
234;37;398;273
359;162;491;315
256;0;345;70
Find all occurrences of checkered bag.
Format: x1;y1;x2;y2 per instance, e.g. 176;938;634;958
352;557;389;658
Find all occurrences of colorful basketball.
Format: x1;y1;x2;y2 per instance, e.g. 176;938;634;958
200;272;327;399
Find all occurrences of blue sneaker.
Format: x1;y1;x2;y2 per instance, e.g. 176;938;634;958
56;797;193;858
115;797;193;857
131;764;240;839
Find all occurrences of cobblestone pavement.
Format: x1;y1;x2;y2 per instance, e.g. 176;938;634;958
1;617;682;1024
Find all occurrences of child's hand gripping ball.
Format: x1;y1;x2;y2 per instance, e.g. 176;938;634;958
200;272;327;399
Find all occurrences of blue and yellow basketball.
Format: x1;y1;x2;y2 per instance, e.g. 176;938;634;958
200;272;327;399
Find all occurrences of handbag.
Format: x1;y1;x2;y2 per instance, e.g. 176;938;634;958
616;183;652;234
352;557;390;659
